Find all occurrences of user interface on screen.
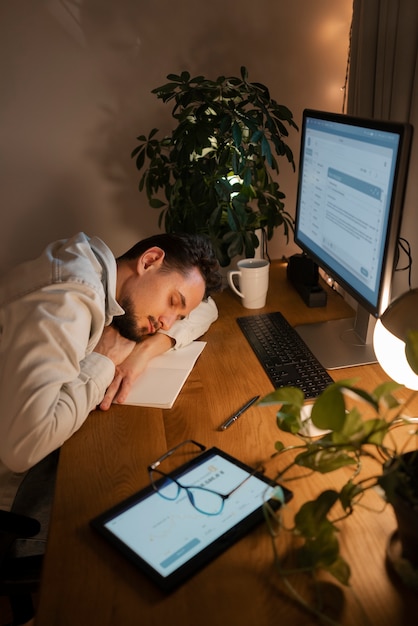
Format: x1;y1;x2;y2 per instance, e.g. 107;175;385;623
295;112;403;312
92;448;292;590
103;452;276;576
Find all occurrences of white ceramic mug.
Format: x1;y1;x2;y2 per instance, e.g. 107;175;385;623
227;258;270;309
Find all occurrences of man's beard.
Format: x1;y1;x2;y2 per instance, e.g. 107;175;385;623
112;297;158;342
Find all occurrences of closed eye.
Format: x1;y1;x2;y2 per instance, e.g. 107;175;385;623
171;291;187;311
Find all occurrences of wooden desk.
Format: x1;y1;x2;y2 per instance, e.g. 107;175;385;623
36;262;418;626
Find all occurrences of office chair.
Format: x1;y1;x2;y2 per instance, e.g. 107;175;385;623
0;510;43;626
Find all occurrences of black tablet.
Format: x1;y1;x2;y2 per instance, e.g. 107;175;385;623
91;446;293;591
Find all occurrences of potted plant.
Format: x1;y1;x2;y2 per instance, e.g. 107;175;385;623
258;332;418;616
131;67;298;266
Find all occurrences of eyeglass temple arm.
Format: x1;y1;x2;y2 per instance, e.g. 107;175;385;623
148;439;206;470
220;462;267;501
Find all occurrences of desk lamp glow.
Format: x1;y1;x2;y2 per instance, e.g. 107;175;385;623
373;289;418;389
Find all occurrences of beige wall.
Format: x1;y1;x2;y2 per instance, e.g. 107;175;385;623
0;0;353;271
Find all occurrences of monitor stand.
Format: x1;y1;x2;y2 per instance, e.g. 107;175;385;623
294;305;377;370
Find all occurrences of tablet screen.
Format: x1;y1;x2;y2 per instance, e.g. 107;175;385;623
91;447;292;591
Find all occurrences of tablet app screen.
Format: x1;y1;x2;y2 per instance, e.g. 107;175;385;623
104;452;274;577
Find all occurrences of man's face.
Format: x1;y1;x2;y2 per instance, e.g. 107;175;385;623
113;253;205;342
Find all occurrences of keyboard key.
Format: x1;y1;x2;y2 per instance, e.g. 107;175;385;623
237;312;333;400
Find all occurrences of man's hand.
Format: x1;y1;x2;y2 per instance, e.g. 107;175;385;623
93;326;136;366
99;333;175;410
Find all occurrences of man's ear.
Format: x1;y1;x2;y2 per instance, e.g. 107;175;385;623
137;247;165;274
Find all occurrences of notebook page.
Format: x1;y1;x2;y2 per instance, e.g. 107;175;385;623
122;341;206;409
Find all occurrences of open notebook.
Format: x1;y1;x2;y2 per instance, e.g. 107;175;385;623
122;341;206;409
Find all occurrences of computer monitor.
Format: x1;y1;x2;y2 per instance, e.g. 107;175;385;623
293;109;412;369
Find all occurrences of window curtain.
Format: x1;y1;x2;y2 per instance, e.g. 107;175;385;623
347;0;418;294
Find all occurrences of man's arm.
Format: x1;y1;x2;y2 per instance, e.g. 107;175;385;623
99;297;218;409
99;333;174;409
0;288;134;473
93;325;137;365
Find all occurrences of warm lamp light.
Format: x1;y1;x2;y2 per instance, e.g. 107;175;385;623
373;289;418;390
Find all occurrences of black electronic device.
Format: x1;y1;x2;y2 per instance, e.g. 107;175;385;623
237;312;334;398
287;253;327;307
91;446;292;592
293;109;412;368
287;253;319;286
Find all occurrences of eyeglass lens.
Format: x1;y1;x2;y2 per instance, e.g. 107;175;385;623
150;469;225;515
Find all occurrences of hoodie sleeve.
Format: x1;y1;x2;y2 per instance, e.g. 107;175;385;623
0;285;114;473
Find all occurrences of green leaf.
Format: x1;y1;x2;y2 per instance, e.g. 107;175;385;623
260;387;305;407
274;440;286;453
362;417;389;445
294;494;351;584
374;380;403;408
297;527;339;568
243;167;252;187
311;384;346;431
226;233;242;258
332;406;363;441
149;198;166;209
295;491;339;536
180;70;191;82
326;555;351;585
260;387;306;434
339;480;363;511
297;500;351;584
330;405;387;448
295;448;357;473
260;135;272;167
249;130;262;144
276;407;303;434
131;145;142;158
232;122;242;147
341;385;379;410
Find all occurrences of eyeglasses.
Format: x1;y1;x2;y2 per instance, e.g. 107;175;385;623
148;439;264;516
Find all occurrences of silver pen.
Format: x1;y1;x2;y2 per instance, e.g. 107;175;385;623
219;395;260;431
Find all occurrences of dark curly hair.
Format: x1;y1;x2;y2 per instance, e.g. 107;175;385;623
117;233;222;298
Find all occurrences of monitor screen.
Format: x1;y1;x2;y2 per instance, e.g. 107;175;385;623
293;109;412;369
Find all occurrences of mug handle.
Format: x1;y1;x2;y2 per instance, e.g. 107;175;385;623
227;271;244;298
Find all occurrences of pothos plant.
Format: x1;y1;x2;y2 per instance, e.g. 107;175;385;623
259;330;418;607
131;67;298;266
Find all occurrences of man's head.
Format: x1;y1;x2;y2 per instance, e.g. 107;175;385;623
113;233;222;342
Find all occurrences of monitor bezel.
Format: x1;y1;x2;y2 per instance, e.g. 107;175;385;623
294;108;412;319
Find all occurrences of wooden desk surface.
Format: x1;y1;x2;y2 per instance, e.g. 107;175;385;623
36;262;418;626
